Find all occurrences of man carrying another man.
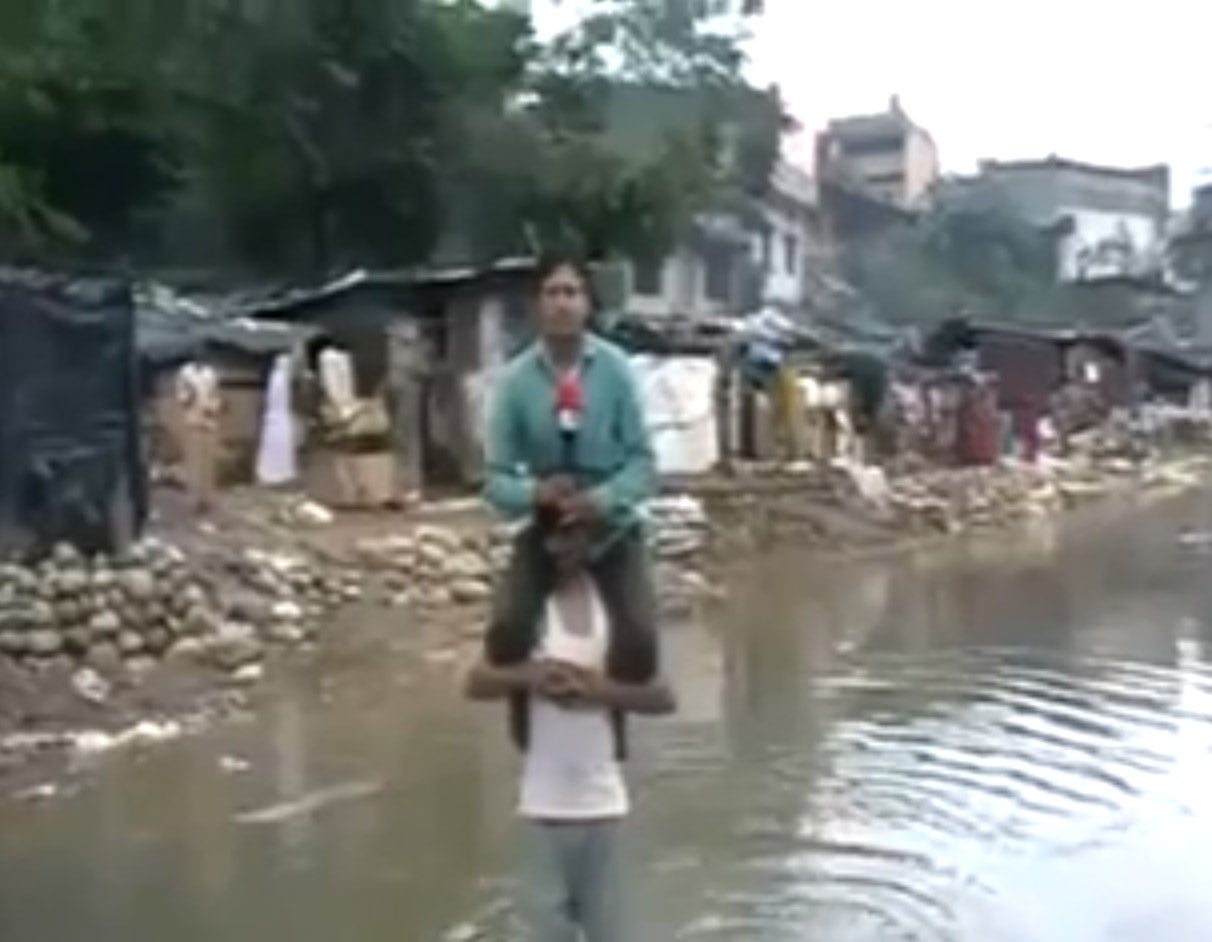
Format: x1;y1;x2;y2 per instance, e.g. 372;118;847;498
466;253;673;940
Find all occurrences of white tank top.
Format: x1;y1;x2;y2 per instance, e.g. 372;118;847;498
518;574;629;821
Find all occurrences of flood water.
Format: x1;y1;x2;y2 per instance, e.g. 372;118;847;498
4;495;1212;941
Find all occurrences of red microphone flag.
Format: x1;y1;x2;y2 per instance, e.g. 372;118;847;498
555;371;583;433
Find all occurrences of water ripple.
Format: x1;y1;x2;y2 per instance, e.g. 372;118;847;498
648;645;1212;940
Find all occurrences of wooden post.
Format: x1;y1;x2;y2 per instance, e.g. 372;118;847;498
715;341;737;475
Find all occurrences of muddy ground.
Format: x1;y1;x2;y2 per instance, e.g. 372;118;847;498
1;449;1207;789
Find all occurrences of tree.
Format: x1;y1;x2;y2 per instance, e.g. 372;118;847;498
172;0;533;276
0;0;181;256
0;0;781;276
843;194;1062;327
462;0;783;262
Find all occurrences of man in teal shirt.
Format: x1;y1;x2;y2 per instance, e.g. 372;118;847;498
482;254;660;756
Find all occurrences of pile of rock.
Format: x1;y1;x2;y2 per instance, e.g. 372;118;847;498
0;537;358;686
646;496;713;614
0;540;216;675
647;495;710;561
355;525;500;613
886;465;1062;534
222;547;362;643
353;499;717;619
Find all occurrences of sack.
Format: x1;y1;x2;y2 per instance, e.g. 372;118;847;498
322;397;390;441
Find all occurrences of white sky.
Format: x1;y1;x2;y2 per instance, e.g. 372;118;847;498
527;0;1212;204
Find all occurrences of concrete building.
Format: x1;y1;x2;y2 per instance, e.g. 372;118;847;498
959;157;1171;283
749;159;823;311
626;158;823;318
626;214;756;320
815;96;939;209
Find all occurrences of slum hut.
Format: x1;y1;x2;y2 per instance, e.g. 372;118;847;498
955;322;1134;411
1134;347;1211;404
0;270;146;557
136;290;308;485
1120;317;1212;405
923;319;1148;448
919;319;1063;461
924;319;1088;408
247;259;537;503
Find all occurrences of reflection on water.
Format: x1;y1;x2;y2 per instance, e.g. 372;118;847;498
3;496;1212;941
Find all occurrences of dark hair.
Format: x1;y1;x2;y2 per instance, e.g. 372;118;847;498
484;527;659;761
535;252;596;301
534;252;604;335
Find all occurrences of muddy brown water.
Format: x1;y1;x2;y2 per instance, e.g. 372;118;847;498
3;495;1212;941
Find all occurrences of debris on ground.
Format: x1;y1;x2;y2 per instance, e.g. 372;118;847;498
0;423;1207;784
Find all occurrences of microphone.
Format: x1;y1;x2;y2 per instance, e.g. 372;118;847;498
555;371;583;470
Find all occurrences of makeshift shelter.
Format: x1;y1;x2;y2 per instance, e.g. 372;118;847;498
0;271;146;556
136;286;308;482
247;259;537;498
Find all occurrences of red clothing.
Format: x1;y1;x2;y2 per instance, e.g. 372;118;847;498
1012;402;1042;463
957;386;999;466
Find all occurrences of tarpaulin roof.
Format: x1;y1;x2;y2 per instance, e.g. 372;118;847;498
237;258;536;321
135;283;311;366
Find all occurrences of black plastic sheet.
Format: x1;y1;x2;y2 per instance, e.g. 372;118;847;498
0;270;147;558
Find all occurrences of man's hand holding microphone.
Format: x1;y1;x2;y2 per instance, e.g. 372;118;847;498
537;369;601;529
535;475;599;527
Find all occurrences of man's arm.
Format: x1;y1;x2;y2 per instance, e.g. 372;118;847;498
465;658;582;704
588;357;656;517
464;659;537;702
578;671;676;716
483;373;537;520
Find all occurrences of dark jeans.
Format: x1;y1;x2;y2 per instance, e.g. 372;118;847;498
486;524;660;756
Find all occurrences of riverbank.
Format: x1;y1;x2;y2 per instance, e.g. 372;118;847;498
5;478;1212;941
0;442;1208;786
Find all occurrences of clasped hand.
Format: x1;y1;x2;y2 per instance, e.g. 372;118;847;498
535;474;599;527
527;658;606;709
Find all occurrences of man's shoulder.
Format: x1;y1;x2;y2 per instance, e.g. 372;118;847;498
500;343;543;384
588;335;634;375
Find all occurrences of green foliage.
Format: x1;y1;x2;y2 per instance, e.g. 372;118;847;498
0;0;776;275
843;194;1063;327
479;0;781;262
0;0;180;254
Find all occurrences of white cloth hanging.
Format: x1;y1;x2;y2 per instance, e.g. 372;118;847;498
318;347;356;422
256;354;298;485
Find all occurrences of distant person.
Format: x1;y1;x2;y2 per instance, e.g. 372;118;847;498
738;307;804;461
175;357;222;514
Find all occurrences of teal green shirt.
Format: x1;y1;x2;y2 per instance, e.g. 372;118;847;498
484;335;655;550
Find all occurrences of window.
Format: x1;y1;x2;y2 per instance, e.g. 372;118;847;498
632;257;663;296
783;234;800;276
705;255;732;303
841;134;905;157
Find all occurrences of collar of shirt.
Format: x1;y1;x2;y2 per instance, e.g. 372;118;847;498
532;334;601;377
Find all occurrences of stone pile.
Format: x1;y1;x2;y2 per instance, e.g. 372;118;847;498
0;539;222;678
0;537;358;686
647;495;711;561
878;450;1195;536
884;466;1061;534
646;496;713;614
1069;423;1150;464
355;525;501;613
353;498;716;618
